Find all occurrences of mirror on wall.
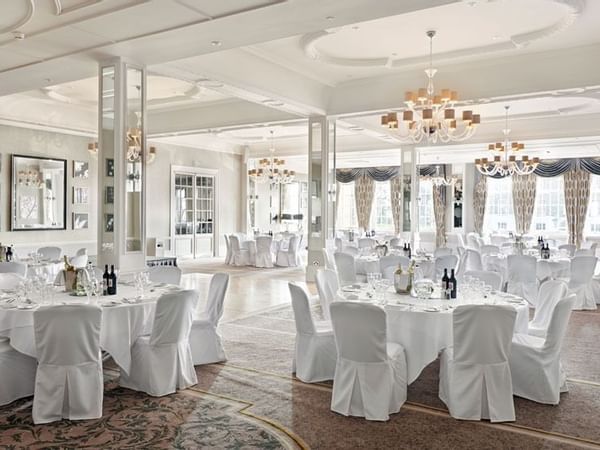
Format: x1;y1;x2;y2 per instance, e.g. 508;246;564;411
11;155;67;230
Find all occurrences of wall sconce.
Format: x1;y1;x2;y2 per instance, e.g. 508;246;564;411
147;146;157;164
88;142;98;156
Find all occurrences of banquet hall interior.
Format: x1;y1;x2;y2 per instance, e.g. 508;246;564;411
1;1;600;449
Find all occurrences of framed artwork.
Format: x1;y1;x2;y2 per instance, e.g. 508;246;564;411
73;186;89;204
73;161;89;178
72;213;89;229
105;186;114;204
106;158;114;177
104;213;114;232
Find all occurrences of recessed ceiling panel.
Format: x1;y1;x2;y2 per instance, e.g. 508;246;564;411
175;0;280;18
9;26;107;59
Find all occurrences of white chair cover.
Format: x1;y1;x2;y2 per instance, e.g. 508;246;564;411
0;262;27;277
330;302;407;421
0;338;36;406
33;304;103;424
574;249;593;257
568;256;597;310
433;247;452;258
149;266;182;285
334;252;357;286
190;273;229;365
230;234;251;266
466;233;481;250
120;290;198;396
379;255;410;278
464;270;502;291
506;255;538;306
224;235;233;265
480;245;500;256
315;269;339;321
490;235;509;246
322;248;337;271
389;237;401;249
529;279;568;338
289;282;336;383
434;255;459;280
358;238;376;249
334;237;343;252
255;235;274;268
558;244;576;257
439;305;517;422
69;254;88;268
276;235;300;267
37;246;62;260
341;246;359;257
0;273;25;290
75;248;87;257
510;295;575;404
457;248;483;279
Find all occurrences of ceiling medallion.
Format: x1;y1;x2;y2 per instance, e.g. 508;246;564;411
380;31;480;144
247;131;295;185
475;105;539;177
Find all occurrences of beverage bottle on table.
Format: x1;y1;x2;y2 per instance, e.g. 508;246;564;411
449;269;457;299
441;269;449;299
103;265;109;295
108;265;117;295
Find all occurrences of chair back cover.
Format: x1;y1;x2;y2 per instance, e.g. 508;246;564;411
490;235;509;246
334;237;343;252
507;255;537;282
435;255;459;279
341;246;359;257
69;254;88;268
34;304;102;366
205;273;229;325
256;235;272;253
434;247;452;258
150;290;198;346
0;262;27;277
149;266;182;285
530;279;568;333
334;252;357;285
461;248;483;273
322;248;337;270
480;245;500;256
315;269;339;320
466;234;481;250
289;282;316;335
358;238;376;249
379;255;409;275
389;237;401;249
452;304;516;365
330;302;388;364
569;256;597;287
75;248;87;257
229;234;242;252
464;270;502;291
542;295;575;354
558;244;576;257
37;246;62;260
0;273;24;290
224;234;232;263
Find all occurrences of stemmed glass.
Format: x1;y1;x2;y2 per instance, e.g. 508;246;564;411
134;271;150;300
375;279;391;305
366;273;381;295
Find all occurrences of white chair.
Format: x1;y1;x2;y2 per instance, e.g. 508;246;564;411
341;246;359;257
567;256;597;310
75;248;87;257
358;238;376;250
490;235;509;246
315;269;339;321
0;261;27;277
439;305;517;422
434;255;459;280
434;247;453;258
528;279;568;338
380;255;410;278
69;254;88;269
120;290;198;396
458;248;483;279
389;237;401;249
466;233;481;250
0;273;24;290
190;273;229;365
330;302;407;421
288;282;337;383
510;295;575;404
558;244;576;257
230;234;251;266
37;246;62;260
224;235;233;265
255;235;274;268
334;237;343;252
506;255;538;306
148;266;182;285
480;245;500;256
321;248;336;271
0;338;36;406
276;235;300;267
334;252;357;286
464;270;503;291
32;304;103;424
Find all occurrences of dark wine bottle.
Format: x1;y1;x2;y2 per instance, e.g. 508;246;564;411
407;243;412;259
5;245;12;262
441;269;449;299
449;269;457;299
108;265;117;295
102;265;109;295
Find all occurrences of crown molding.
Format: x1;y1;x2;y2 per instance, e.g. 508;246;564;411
0;0;34;35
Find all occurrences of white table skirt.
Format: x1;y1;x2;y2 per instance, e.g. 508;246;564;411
0;285;178;375
483;255;570;282
336;287;529;384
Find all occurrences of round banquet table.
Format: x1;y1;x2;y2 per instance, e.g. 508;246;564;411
483;254;570;282
0;283;180;375
336;285;529;384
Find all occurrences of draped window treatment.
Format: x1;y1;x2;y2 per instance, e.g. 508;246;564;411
512;174;537;235
354;175;375;231
336;166;400;183
432;185;447;248
564;169;590;248
390;177;402;235
473;175;487;235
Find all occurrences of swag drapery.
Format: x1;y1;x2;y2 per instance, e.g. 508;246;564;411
564;168;590;248
432;185;447;247
512;173;537;235
354;175;375;232
390;176;403;235
473;175;487;236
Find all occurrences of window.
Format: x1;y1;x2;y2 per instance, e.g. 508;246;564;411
336;181;357;229
418;178;435;232
530;176;566;234
585;175;600;235
483;177;515;234
370;181;394;232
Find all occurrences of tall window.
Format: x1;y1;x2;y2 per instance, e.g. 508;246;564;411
530;176;566;234
418;179;435;232
585;175;600;235
370;181;394;232
483;177;515;234
336;182;357;229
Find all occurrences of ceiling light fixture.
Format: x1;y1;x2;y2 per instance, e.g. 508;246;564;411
380;30;480;144
211;40;222;46
475;105;539;177
88;142;98;156
247;130;295;185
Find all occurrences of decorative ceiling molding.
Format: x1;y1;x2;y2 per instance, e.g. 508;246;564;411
301;0;584;69
53;0;103;16
0;0;34;35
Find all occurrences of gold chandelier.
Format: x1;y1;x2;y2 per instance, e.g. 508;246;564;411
248;131;295;185
475;106;540;177
380;30;480;144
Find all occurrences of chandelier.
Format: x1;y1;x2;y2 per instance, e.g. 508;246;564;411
17;168;44;189
475;106;540;177
422;165;455;186
126;127;142;162
380;30;480;144
248;131;295;184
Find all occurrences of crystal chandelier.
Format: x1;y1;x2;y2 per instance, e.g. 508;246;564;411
248;131;295;184
475;106;540;177
17;168;44;189
126;127;142;162
380;30;480;144
422;165;455;186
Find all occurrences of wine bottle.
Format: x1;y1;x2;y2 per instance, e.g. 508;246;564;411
103;265;109;295
6;245;12;262
449;269;457;299
441;269;449;299
407;243;412;259
109;265;117;295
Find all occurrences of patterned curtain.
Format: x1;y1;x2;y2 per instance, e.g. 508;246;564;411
473;175;487;235
564;169;591;248
390;177;402;235
512;174;537;235
354;175;375;231
432;184;447;248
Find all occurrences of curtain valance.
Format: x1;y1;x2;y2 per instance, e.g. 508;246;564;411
336;166;400;183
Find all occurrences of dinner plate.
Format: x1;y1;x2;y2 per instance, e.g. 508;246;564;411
101;301;120;307
17;304;37;310
422;307;440;312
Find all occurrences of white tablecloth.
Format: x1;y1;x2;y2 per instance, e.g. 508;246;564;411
484;254;570;282
0;284;179;375
355;256;380;275
337;286;529;384
23;260;63;282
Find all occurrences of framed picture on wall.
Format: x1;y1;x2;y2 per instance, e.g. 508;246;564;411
73;187;89;204
105;186;114;204
106;158;114;177
72;213;89;229
73;161;89;178
104;213;114;232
